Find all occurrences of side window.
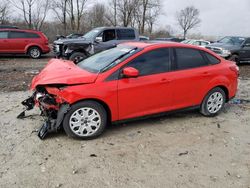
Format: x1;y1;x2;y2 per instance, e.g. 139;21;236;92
9;31;28;38
0;31;8;39
174;48;208;70
204;52;220;65
117;29;135;40
26;33;40;38
102;29;116;42
125;48;170;76
243;38;250;47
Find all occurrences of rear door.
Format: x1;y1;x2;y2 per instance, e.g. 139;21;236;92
8;31;30;53
117;48;173;120
169;47;215;109
0;30;10;52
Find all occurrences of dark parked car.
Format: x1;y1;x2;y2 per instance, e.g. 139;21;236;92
53;27;140;63
0;28;50;58
206;36;250;64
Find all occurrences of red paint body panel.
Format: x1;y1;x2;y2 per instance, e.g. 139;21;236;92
31;59;98;89
30;42;238;122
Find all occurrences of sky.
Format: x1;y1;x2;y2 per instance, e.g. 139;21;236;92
3;0;250;37
157;0;250;37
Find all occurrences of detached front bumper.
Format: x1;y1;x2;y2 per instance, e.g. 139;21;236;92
17;91;70;139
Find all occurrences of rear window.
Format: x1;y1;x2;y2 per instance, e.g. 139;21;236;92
9;31;40;38
117;29;135;40
174;48;208;70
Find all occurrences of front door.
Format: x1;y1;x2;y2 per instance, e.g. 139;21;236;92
8;31;30;53
117;48;173;120
0;31;10;53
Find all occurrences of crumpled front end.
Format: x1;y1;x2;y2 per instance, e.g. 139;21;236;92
17;86;70;139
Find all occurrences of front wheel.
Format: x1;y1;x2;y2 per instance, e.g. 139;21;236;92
63;101;107;139
200;87;226;117
69;52;87;64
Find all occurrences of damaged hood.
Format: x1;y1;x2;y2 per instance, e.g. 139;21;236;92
54;38;92;45
31;59;98;89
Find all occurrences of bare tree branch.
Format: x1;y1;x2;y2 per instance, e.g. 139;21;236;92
176;6;201;39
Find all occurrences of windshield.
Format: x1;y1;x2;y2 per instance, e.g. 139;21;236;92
78;46;139;73
218;37;246;46
82;29;100;39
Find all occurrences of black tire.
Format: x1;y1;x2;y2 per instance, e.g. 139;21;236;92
200;87;226;117
28;46;42;59
229;54;240;65
69;52;87;64
63;101;107;139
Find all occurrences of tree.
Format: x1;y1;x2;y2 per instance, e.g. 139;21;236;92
140;0;160;34
117;0;140;27
9;0;50;29
67;0;88;31
51;0;68;34
176;6;201;39
145;1;160;34
0;3;10;24
88;3;107;28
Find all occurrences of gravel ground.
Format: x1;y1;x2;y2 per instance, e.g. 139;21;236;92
0;57;250;188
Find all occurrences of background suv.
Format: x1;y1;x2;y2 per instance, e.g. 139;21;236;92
206;36;250;64
0;29;50;58
53;27;139;63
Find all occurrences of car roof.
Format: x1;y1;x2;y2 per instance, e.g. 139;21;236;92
121;41;217;54
0;28;41;33
94;26;135;30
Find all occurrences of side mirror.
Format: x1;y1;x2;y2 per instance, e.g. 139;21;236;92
95;36;102;43
122;67;139;78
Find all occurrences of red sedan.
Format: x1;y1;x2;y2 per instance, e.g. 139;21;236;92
18;42;239;139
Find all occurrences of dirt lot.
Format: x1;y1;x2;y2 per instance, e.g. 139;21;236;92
0;57;250;188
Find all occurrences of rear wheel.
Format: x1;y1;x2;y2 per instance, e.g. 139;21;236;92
200;87;226;117
229;54;240;65
69;52;87;64
63;101;107;139
28;47;41;59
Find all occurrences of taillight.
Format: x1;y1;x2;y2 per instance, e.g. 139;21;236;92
229;65;239;77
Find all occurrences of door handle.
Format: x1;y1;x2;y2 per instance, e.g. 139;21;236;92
160;78;172;83
202;72;211;76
